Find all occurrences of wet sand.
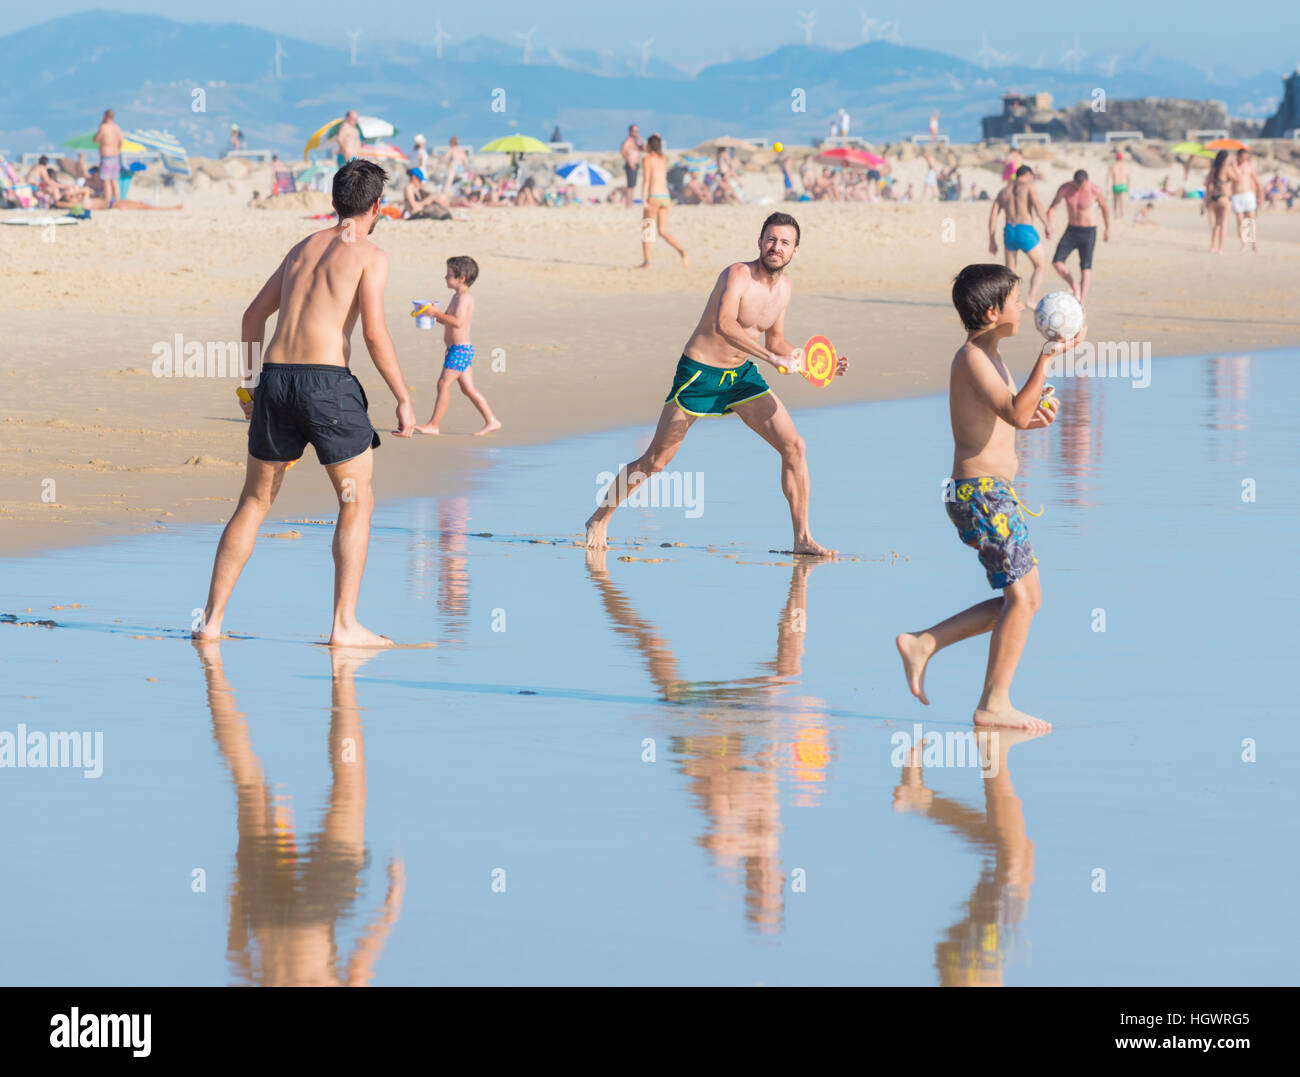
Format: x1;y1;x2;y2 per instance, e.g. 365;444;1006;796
1;352;1295;985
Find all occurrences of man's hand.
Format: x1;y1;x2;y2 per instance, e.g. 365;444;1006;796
835;354;850;377
1027;398;1060;428
1104;228;1110;242
393;399;416;437
777;349;803;375
236;388;254;420
988;237;998;255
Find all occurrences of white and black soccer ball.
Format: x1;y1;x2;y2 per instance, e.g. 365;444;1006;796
1034;292;1085;341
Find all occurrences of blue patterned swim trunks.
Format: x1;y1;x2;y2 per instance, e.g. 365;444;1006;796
945;476;1039;589
444;343;474;372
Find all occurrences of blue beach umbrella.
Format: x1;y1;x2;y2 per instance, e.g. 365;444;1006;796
124;129;192;175
555;160;613;186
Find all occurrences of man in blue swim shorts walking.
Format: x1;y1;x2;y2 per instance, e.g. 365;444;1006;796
989;164;1050;304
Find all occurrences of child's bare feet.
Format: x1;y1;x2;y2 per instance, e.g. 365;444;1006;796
413;422;440;435
473;418;502;436
895;631;935;705
973;705;1051;731
679;250;690;269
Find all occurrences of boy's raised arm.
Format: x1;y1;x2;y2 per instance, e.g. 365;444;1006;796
357;250;415;435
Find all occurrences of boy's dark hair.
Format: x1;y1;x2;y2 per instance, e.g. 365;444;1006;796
1015;164;1033;178
952;264;1019;332
38;155;49;165
1073;169;1088;184
760;211;800;246
332;158;387;218
646;134;663;154
447;255;479;287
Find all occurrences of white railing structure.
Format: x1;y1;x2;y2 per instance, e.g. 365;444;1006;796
910;134;951;145
1187;128;1228;142
818;135;874;150
1009;132;1051;148
1103;130;1144;143
224;149;276;164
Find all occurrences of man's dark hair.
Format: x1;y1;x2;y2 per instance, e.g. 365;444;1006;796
447;255;479;287
760;211;800;246
332;158;387;218
646;134;663;154
1074;169;1088;184
38;155;49;165
952;264;1019;332
1015;164;1033;178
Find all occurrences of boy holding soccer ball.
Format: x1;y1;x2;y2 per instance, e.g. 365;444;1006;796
895;264;1082;731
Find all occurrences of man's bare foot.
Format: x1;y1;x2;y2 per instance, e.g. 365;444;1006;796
635;261;650;269
791;538;836;557
895;631;935;705
191;613;222;641
973;705;1051;731
413;422;440;435
679;250;690;269
584;516;609;550
473;418;502;436
328;623;395;648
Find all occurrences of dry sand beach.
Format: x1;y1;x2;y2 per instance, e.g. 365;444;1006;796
3;144;1298;557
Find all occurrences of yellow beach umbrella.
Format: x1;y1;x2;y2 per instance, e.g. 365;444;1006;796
479;135;552;154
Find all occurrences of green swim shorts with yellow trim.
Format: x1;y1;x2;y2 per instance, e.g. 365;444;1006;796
665;355;771;416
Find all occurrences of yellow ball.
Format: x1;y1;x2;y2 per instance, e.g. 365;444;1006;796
773;141;784;153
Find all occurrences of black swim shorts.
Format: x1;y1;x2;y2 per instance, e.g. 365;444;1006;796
1052;224;1097;270
247;363;380;466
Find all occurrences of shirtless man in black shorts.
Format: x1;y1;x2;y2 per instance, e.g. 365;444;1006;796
193;159;416;646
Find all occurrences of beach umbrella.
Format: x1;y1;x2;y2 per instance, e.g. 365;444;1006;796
302;116;399;160
357;141;407;161
695;136;757;154
123;128;191;175
555;160;612;185
817;146;883;169
480;135;553;155
61;132;146;153
1204;137;1246;151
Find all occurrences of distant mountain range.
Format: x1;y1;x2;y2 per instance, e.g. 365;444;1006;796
0;13;1288;156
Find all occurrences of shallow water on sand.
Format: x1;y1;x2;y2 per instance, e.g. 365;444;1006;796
1;351;1297;986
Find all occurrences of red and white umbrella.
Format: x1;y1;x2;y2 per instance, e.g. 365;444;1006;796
357;141;408;162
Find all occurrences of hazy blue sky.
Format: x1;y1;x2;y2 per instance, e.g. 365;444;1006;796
10;1;1300;74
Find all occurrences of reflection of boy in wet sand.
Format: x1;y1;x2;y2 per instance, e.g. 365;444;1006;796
193;160;415;647
586;551;828;932
896;265;1082;731
892;728;1042;986
586;212;848;556
195;642;405;985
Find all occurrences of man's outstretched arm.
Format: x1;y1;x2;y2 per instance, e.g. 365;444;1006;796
238;260;285;416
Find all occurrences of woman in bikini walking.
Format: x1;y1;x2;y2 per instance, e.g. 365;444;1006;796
1204;150;1237;255
638;134;689;269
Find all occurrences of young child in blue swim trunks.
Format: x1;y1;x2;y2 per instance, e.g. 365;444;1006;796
896;263;1083;732
415;255;501;436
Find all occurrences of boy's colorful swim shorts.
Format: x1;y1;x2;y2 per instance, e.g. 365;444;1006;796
945;476;1038;589
664;355;771;416
444;343;474;372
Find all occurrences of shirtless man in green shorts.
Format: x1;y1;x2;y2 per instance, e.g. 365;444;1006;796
1106;148;1130;220
586;211;848;556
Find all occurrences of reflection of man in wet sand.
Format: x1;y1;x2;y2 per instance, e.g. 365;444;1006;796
195;642;405;985
586;212;848;556
586;550;828;932
193;160;416;646
896;265;1078;731
892;728;1042;986
989;165;1050;304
